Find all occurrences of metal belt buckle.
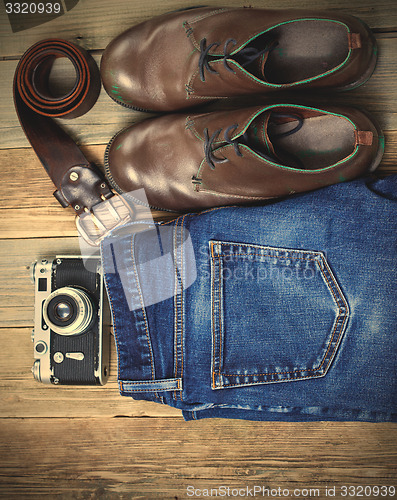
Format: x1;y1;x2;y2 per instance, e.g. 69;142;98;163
76;194;135;246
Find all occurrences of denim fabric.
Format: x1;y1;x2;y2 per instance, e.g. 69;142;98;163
101;175;397;422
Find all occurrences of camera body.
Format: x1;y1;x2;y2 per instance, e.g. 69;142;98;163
31;256;110;385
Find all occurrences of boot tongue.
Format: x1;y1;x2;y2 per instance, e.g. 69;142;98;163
240;50;271;81
233;39;277;81
241;110;304;169
242;111;277;158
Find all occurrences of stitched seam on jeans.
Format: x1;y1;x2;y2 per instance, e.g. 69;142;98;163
174;215;188;400
179;214;187;401
130;235;157;389
160;207;229;228
173;219;179;397
211;252;217;389
181;216;185;379
218;255;223;381
222;366;326;377
212;247;347;384
177;216;185;390
223;371;318;377
162;211;234;390
103;269;121;381
314;256;349;371
213;240;320;253
315;261;343;371
199;206;235;216
121;388;170;393
216;373;325;388
119;379;181;386
121;379;182;393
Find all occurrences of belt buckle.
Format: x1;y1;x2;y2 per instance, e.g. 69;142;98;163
76;194;135;246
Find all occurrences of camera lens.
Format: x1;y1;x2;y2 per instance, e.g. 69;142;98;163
43;287;95;336
54;302;73;321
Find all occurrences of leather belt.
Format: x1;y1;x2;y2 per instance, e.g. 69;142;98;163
14;39;133;246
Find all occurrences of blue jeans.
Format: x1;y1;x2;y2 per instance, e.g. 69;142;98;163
101;175;397;422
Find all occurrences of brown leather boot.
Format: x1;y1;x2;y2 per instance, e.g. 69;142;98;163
101;6;377;112
104;104;384;212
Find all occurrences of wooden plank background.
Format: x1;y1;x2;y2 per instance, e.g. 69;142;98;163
0;0;396;498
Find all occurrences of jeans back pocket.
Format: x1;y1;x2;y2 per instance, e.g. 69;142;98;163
210;241;349;389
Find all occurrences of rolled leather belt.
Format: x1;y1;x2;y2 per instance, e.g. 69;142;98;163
14;39;132;245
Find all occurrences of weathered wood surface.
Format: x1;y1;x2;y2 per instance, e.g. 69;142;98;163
0;0;396;57
0;418;396;499
1;0;396;497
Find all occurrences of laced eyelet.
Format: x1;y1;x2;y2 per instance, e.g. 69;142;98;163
203;124;242;170
197;37;278;82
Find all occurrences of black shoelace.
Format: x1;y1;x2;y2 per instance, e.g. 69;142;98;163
198;37;278;82
200;113;305;174
203;124;241;170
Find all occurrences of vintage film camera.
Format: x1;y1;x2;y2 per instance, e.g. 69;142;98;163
30;256;110;385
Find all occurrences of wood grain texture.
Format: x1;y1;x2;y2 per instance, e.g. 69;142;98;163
0;418;396;499
1;0;397;497
1;0;396;57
